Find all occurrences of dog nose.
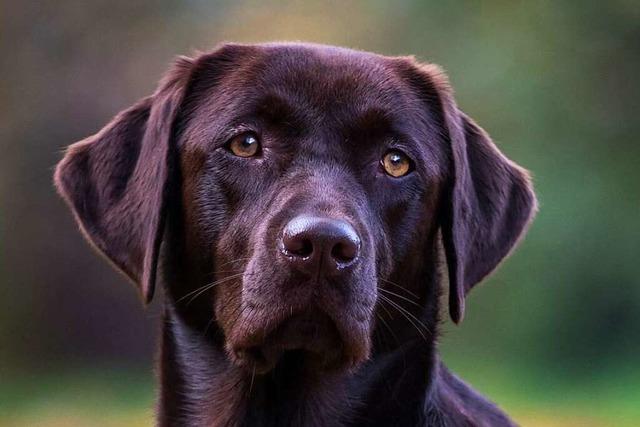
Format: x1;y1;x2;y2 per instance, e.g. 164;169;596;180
280;215;361;274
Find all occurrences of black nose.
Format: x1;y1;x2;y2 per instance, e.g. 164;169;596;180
280;215;361;275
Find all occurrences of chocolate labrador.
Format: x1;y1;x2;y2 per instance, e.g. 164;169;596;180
55;42;536;426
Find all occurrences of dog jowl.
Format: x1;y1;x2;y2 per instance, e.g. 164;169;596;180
55;43;536;426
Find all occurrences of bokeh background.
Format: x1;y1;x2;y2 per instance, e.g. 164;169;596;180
2;1;639;426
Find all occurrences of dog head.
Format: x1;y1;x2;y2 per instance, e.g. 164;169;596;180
55;43;536;374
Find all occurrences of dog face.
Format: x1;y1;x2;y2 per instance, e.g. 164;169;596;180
176;45;453;372
55;43;536;374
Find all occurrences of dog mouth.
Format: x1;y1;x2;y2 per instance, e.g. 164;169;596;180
229;310;348;374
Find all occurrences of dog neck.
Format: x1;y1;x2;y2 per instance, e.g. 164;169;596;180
157;296;439;427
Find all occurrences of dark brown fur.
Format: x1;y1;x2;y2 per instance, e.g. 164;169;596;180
55;42;537;426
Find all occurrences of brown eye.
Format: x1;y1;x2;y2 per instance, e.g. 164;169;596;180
382;150;413;177
227;132;260;157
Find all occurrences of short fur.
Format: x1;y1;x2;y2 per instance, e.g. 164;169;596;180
55;42;537;426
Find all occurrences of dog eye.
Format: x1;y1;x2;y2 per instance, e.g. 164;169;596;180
381;150;413;177
226;132;261;157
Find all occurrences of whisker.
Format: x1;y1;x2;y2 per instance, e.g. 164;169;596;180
248;364;256;398
215;257;253;270
383;301;427;342
177;272;246;304
378;293;430;341
375;311;399;348
377;297;395;320
379;287;421;308
381;293;430;333
392;300;431;338
202;317;216;337
202;257;254;278
209;269;246;275
378;277;419;299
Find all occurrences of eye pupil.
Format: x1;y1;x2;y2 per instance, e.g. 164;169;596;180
382;150;412;177
242;135;256;148
228;132;260;157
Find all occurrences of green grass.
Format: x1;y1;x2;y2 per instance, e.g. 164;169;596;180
443;357;640;427
1;365;638;426
0;370;154;427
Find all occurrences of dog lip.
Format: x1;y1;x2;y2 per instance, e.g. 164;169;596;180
229;310;350;373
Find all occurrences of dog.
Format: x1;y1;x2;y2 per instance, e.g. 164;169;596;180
55;42;537;426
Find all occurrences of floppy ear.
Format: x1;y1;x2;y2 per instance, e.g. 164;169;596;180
441;109;537;324
54;56;195;303
403;62;537;323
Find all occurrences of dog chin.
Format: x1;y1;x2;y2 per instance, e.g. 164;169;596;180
228;310;369;375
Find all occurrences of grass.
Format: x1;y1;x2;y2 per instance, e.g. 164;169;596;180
0;370;154;427
1;364;638;426
443;357;640;427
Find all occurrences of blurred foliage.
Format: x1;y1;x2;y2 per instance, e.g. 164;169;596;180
1;369;639;426
2;0;639;424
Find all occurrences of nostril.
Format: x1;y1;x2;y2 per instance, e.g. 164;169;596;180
281;215;361;270
331;240;359;264
282;235;314;258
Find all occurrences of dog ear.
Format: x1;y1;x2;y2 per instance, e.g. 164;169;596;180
441;108;537;324
400;61;537;323
54;56;196;303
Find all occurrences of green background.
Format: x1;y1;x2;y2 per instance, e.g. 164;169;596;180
2;1;639;425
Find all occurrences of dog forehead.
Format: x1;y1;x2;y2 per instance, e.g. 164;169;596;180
258;43;388;78
185;44;414;137
182;43;441;167
256;44;403;105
